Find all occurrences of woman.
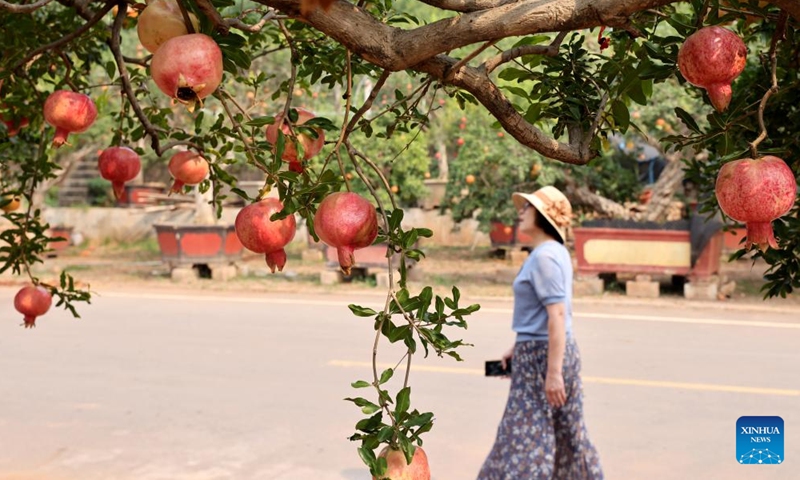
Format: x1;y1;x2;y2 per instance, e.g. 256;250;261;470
478;186;604;480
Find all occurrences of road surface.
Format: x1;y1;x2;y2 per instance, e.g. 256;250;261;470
1;287;798;479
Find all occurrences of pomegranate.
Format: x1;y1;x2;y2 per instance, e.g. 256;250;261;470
235;198;297;273
150;33;223;109
715;155;797;250
168;151;209;193
137;0;199;54
1;114;29;137
313;192;378;275
373;446;430;480
43;90;98;147
677;26;747;112
98;147;142;200
14;285;53;328
265;108;325;172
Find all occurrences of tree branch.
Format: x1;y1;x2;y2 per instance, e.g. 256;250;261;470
195;0;229;34
0;0;53;13
11;0;115;72
749;10;787;158
414;0;518;13
482;31;567;74
226;11;277;32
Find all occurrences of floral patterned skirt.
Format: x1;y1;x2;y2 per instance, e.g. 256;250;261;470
477;338;604;480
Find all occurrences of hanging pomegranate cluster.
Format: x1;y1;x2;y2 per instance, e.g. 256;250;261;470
14;285;52;328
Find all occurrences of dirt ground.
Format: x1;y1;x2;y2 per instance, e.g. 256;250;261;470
6;238;798;310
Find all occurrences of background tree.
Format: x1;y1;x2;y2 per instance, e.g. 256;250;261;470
2;0;800;476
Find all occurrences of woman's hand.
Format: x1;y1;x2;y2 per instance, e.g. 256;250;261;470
545;371;567;408
500;345;514;377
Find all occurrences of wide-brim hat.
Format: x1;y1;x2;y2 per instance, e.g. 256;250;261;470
512;186;573;244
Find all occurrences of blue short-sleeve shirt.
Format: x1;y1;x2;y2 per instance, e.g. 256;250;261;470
511;240;573;341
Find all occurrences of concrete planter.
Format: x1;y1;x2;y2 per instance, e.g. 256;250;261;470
489;221;532;248
573;226;723;280
118;183;167;207
154;224;242;267
48;226;73;251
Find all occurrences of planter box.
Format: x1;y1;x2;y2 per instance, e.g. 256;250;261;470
722;226;747;252
324;242;390;269
118;183;167;207
48;226;73;251
489;221;532;248
574;227;723;279
154;224;242;267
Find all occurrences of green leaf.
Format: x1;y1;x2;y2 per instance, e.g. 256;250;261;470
379;368;394;384
611;100;630;133
351;380;371;388
674;107;701;134
395;387;411;417
246;116;276;127
349;304;378;317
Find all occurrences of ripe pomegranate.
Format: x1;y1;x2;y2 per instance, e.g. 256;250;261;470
265;108;325;173
1;114;29;136
137;0;199;54
150;34;223;109
715;155;797;250
235;198;297;273
373;446;430;480
43;90;98;147
14;285;53;328
677;26;747;112
168;151;209;193
98;147;142;200
313;192;378;275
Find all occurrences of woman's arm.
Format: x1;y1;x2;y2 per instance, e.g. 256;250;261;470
545;302;567;408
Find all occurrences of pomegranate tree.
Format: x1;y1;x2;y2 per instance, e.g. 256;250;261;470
715;155;797;250
150;33;223;109
235;198;297;272
314;192;378;275
373;446;430;480
98;147;142;200
265;108;325;173
677;26;747;112
14;285;52;328
43;90;97;147
137;0;199;54
168;151;209;193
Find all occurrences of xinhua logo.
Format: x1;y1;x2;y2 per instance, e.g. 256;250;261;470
737;416;784;465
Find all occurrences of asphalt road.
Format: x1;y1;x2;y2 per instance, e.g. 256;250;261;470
1;287;798;480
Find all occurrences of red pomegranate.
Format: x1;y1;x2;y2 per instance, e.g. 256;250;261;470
235;198;297;273
168;151;209;193
150;34;223;109
373;446;430;480
14;285;53;328
1;114;29;137
43;90;98;147
313;192;378;275
137;0;199;54
98;147;142;200
265;108;325;172
677;26;747;112
715;155;797;250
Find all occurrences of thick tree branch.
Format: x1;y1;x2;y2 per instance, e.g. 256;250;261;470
196;0;230;34
0;0;53;13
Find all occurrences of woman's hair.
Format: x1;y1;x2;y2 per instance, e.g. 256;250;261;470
533;209;563;243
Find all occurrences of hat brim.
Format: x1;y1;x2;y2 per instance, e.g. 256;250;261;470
512;192;567;244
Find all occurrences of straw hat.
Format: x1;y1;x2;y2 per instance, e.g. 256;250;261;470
512;186;573;243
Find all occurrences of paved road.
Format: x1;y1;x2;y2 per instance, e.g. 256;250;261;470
1;287;798;480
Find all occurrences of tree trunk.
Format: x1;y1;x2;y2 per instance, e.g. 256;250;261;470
641;154;684;222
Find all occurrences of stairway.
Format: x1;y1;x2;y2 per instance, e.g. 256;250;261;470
58;154;100;206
